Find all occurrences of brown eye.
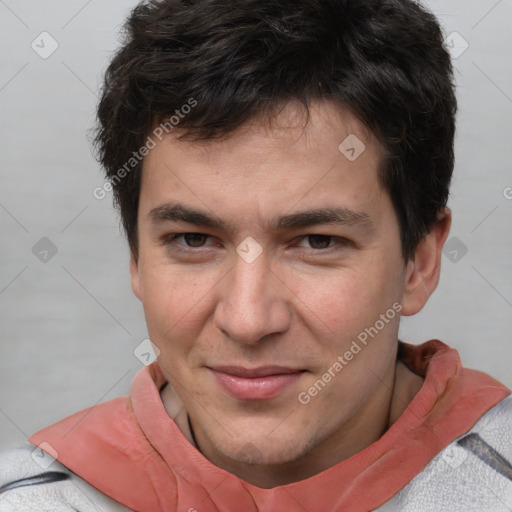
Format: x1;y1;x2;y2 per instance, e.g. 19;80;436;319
295;235;336;250
182;233;208;247
163;233;212;249
294;235;352;254
304;235;333;250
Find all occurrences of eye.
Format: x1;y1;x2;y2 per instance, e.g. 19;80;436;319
163;233;215;249
162;233;351;254
296;235;334;250
295;235;348;251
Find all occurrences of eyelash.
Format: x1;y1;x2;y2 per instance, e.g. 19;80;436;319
162;233;350;254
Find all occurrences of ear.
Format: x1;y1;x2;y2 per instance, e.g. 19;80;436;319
130;252;142;301
401;208;452;316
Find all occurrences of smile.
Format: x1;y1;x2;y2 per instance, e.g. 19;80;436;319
208;366;306;401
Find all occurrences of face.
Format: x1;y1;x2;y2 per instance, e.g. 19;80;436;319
130;100;420;472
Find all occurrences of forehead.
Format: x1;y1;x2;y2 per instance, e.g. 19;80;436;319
139;100;388;229
163;100;379;162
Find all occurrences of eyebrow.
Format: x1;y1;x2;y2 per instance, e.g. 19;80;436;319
148;202;373;232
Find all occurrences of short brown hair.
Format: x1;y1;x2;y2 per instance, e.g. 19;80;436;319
94;0;457;260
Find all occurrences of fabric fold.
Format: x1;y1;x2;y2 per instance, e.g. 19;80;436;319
29;340;510;512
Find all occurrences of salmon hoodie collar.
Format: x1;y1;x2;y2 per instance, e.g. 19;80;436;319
29;340;510;512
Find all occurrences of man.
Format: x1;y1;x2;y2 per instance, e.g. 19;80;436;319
1;0;511;510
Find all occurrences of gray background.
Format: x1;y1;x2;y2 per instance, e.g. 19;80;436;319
0;0;511;450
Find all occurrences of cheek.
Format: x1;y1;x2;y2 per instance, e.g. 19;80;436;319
138;260;214;346
294;269;403;377
287;265;388;333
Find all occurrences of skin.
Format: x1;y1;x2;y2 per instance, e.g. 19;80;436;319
130;99;451;488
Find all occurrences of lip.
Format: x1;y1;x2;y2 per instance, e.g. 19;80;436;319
208;366;306;401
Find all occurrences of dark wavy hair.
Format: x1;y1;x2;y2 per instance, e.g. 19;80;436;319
94;0;457;261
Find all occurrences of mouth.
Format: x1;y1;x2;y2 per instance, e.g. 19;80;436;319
207;365;307;401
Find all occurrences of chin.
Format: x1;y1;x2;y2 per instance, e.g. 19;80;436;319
221;434;311;466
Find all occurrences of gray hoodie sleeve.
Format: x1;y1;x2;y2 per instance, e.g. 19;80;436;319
0;443;131;512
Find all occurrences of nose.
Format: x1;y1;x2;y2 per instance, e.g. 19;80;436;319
213;249;291;346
